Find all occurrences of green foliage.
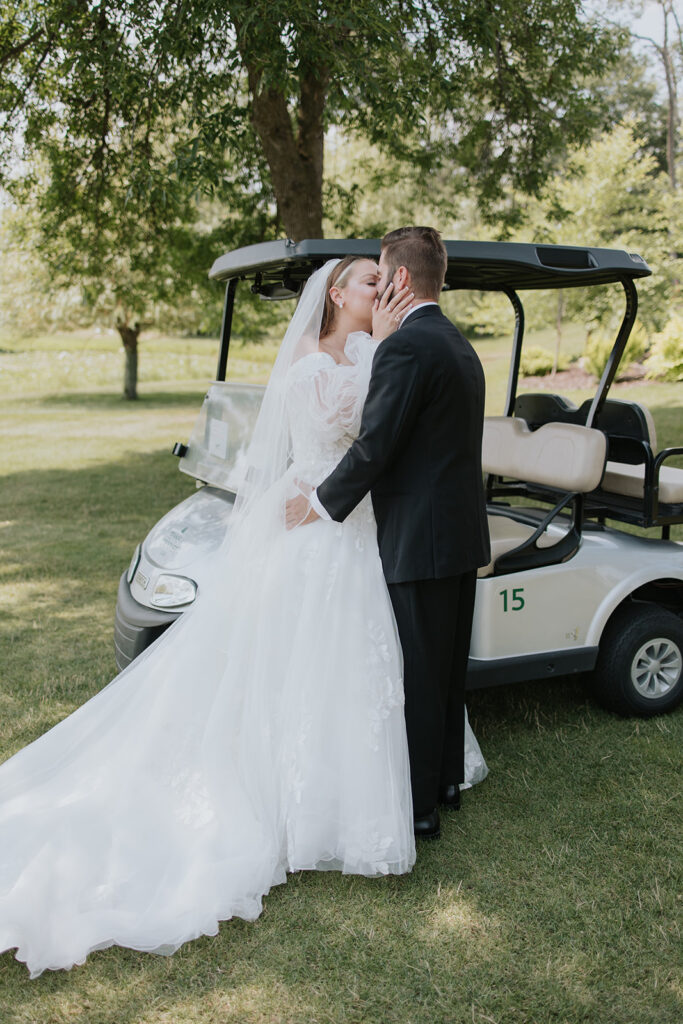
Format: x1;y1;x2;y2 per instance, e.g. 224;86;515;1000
494;122;675;341
586;32;669;175
0;1;620;239
645;314;683;381
0;2;284;351
519;346;569;377
0;4;673;372
582;322;648;380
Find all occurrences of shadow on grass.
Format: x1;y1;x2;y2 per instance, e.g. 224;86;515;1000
0;449;193;696
12;387;208;411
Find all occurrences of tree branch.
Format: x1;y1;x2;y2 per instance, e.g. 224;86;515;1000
0;27;46;72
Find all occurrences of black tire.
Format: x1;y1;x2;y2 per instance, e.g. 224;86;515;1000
593;603;683;717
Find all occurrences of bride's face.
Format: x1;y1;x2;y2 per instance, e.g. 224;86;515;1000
336;260;379;330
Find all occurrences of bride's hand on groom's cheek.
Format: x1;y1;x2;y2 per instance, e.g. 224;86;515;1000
372;283;414;341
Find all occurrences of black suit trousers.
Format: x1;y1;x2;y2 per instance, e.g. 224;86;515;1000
388;571;477;817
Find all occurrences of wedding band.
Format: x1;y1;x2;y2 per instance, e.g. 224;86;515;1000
395;313;401;322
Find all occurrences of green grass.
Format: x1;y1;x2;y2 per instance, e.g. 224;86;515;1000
0;328;280;394
0;327;682;1022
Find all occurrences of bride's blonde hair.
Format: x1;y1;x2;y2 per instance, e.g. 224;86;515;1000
319;256;363;339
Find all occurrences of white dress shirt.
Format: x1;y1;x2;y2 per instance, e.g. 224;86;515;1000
309;301;439;520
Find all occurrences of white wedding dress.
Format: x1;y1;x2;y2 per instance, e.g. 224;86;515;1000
0;326;487;979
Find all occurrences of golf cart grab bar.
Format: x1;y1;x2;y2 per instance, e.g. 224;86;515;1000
492;491;584;576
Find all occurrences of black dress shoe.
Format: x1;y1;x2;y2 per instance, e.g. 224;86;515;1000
413;808;440;840
439;783;461;811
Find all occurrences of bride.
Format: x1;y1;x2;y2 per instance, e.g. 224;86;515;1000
0;257;487;979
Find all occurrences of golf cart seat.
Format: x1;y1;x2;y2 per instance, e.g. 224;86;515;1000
479;417;607;576
597;405;683;506
514;394;683;530
477;514;557;578
601;461;683;505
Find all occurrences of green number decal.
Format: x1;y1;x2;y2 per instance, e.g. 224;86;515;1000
499;587;525;612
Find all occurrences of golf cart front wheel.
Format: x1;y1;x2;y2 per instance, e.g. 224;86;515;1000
593;603;683;717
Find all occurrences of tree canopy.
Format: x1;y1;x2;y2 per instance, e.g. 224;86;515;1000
10;1;683;398
2;1;621;238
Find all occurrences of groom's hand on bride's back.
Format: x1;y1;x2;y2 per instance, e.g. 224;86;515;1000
285;480;320;530
285;493;320;529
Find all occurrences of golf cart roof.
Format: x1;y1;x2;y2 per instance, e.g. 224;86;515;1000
209;238;651;291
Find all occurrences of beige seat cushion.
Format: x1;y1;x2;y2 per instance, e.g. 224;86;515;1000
477;513;558;578
483;417;607;493
601;461;683;504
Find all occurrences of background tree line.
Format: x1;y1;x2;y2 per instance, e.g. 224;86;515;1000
1;0;682;396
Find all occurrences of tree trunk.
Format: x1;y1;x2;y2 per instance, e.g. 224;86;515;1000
246;64;328;240
658;3;679;269
116;321;140;400
661;12;678;191
553;290;564;375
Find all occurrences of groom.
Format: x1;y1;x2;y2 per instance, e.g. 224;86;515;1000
286;227;490;839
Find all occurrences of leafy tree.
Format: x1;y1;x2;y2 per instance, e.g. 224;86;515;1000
629;0;683;190
1;1;621;241
587;39;670;174
7;149;223;398
538;122;671;330
504;122;674;376
601;0;683;189
645;311;683;378
0;3;283;396
439;121;675;367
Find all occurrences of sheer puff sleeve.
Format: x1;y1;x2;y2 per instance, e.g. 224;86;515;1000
285;333;376;450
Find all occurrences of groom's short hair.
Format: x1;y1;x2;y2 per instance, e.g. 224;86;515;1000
381;227;447;299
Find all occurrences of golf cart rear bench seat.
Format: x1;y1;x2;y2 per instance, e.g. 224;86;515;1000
595;404;683;517
479;417;607;577
513;393;683;529
601;461;683;505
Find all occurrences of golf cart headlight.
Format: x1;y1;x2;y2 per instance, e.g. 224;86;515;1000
126;544;141;584
151;574;197;608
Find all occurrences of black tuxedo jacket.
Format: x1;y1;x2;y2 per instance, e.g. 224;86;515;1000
317;305;491;584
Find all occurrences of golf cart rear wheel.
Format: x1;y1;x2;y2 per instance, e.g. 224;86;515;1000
593;603;683;717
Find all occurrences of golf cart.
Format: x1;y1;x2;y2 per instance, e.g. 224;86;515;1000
114;239;683;716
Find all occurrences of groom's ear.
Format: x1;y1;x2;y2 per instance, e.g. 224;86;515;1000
396;265;410;290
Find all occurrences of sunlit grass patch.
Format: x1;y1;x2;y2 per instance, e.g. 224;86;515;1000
0;328;280;397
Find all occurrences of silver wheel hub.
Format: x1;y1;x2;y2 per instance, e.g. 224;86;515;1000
631;637;682;699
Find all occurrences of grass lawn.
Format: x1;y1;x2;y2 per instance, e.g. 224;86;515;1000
0;326;681;1023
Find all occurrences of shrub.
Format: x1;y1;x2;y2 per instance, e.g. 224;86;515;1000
519;346;569;377
582;324;648;379
645;315;683;381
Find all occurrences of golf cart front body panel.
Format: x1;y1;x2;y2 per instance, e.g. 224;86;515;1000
114;573;180;670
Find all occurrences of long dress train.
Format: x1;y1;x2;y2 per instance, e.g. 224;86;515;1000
0;330;487;978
